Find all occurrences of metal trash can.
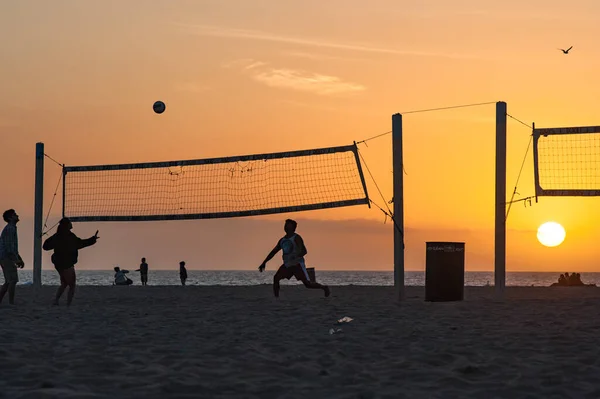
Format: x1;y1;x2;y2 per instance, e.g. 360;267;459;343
425;242;465;302
306;267;316;283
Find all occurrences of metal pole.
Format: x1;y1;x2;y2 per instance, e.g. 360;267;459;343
495;102;507;295
33;142;44;287
62;167;66;218
392;113;405;300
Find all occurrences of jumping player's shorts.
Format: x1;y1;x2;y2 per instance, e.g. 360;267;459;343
0;258;19;284
274;263;310;282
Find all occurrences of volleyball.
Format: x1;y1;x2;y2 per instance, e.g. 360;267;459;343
153;101;166;114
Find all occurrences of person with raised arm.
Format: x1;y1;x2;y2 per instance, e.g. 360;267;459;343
43;217;98;306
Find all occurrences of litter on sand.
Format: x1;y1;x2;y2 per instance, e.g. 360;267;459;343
337;317;353;324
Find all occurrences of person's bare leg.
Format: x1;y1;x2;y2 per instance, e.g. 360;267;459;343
7;282;16;304
273;275;282;297
54;272;67;305
54;283;67;305
66;282;75;306
66;269;76;306
0;282;8;304
302;280;330;297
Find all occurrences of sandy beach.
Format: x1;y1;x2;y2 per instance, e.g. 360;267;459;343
2;285;600;399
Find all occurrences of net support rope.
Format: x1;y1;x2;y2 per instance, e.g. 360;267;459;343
42;153;65;236
505;116;536;221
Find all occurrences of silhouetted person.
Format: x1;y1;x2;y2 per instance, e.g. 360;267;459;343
180;261;187;286
558;274;567;286
43;218;98;306
0;209;24;305
567;272;577;286
136;257;149;286
114;266;133;286
258;219;330;298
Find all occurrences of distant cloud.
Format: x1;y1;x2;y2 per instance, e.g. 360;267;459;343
253;68;365;95
282;51;350;61
226;59;366;96
222;58;267;70
179;23;486;60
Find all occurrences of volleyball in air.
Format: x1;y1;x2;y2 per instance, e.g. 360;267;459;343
153;101;166;114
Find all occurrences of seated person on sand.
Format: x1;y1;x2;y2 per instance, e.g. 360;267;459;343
114;266;133;286
552;272;594;287
569;272;584;286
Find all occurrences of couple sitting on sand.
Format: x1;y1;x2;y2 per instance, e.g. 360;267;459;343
551;272;595;287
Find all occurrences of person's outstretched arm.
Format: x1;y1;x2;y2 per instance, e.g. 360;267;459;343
259;243;281;271
75;232;98;249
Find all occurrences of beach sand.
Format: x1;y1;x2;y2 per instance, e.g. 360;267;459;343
1;285;600;398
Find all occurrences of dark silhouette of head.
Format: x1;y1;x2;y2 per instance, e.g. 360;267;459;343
114;266;121;272
180;261;185;267
3;209;18;224
141;257;146;262
57;217;73;234
284;219;297;234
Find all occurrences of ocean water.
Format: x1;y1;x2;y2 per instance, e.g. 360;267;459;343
13;270;600;287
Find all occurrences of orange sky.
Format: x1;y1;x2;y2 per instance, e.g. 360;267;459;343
2;1;600;272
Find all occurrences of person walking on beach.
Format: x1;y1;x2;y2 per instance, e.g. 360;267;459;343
258;219;330;298
0;209;24;305
136;257;149;286
179;261;188;286
43;217;99;306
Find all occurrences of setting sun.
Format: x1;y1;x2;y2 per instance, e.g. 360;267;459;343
537;222;566;248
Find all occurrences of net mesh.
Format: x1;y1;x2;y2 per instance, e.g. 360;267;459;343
63;145;369;221
535;131;600;193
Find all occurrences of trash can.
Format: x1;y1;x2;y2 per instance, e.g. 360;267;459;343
425;242;465;302
306;267;316;283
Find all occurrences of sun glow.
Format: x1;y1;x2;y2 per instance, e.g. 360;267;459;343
537;222;566;247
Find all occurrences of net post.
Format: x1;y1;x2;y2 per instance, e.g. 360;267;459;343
531;122;541;202
392;113;405;301
352;142;371;208
62;167;66;218
33;142;44;287
495;102;507;296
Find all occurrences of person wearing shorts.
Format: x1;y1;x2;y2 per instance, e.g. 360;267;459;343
0;209;24;305
258;219;330;298
43;217;99;306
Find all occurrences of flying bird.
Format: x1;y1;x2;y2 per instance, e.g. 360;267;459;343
559;46;573;54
